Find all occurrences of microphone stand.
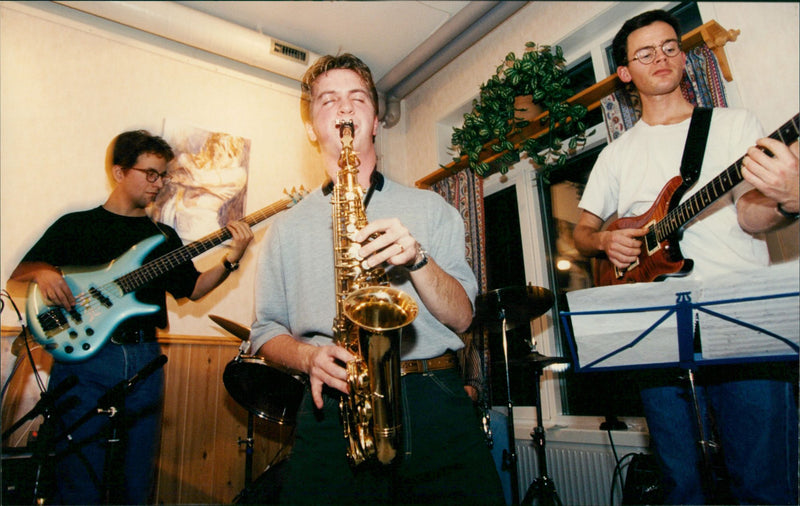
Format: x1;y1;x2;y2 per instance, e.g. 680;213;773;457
52;354;168;505
2;375;79;504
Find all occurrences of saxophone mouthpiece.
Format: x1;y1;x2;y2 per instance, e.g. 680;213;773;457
336;119;354;138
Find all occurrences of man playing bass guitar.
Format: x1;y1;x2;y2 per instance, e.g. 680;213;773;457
572;10;798;506
10;130;253;505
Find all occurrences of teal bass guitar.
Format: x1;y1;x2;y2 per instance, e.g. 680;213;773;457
26;189;304;362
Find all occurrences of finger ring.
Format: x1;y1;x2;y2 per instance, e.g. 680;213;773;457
397;243;404;253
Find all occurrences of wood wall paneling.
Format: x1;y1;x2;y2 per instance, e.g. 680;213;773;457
1;335;293;505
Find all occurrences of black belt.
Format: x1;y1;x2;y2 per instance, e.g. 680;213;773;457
110;328;157;345
400;351;458;376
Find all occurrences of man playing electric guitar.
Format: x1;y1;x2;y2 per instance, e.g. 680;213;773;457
572;10;798;506
9;130;253;505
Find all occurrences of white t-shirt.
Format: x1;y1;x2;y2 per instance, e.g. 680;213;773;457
579;108;768;280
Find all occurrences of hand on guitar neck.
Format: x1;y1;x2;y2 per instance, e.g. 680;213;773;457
742;138;800;216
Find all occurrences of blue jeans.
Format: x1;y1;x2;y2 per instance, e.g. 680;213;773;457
641;368;798;505
47;341;164;505
280;368;505;504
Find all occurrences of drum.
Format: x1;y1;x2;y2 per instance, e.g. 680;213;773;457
223;355;305;425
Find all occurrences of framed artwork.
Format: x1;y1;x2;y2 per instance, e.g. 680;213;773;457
152;121;251;242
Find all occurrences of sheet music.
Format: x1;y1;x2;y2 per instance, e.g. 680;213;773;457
565;262;799;370
566;279;695;369
697;261;799;359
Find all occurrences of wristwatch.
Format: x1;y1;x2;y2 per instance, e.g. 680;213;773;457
407;248;429;272
222;258;240;272
777;203;799;220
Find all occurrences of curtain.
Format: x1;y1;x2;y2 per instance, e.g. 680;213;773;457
430;170;489;398
601;43;729;142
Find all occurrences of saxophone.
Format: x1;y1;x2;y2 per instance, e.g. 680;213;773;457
331;120;418;467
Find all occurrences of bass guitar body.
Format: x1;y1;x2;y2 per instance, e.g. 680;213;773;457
593;176;693;286
26;235;164;362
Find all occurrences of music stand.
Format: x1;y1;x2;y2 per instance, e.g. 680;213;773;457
561;263;799;503
476;285;561;505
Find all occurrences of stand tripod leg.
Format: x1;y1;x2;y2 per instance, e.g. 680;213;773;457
686;369;730;504
522;369;561;506
245;412;255;487
499;317;520;505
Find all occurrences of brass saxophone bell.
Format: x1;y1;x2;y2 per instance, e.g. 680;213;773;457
343;287;418;333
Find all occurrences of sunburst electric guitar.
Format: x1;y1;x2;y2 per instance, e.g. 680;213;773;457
27;188;306;362
595;113;799;286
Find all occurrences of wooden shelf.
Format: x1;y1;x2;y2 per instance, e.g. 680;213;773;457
416;19;740;189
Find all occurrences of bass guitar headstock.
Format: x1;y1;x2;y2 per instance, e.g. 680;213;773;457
284;186;308;207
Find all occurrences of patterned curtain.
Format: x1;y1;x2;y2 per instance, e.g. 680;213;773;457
601;43;729;142
430;169;489;398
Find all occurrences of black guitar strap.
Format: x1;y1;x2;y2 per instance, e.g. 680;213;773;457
679;107;713;187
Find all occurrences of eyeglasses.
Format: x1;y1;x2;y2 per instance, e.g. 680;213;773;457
630;39;681;65
128;167;172;184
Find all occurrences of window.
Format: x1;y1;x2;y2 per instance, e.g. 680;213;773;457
604;2;703;72
537;146;649;417
482;165;554;410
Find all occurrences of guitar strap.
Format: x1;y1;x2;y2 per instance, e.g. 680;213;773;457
679;107;713;187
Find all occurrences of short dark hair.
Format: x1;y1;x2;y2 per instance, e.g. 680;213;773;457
300;53;379;123
612;9;682;66
112;130;174;168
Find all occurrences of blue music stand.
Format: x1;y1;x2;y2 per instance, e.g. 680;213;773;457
561;264;799;372
559;263;799;501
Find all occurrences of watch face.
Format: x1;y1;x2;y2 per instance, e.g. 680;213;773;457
409;249;428;271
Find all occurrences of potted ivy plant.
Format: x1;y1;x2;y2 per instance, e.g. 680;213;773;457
451;43;589;178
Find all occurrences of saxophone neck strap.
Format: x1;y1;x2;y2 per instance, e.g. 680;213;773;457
323;168;383;210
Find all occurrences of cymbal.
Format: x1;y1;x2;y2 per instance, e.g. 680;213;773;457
475;285;554;326
209;314;250;341
508;351;570;370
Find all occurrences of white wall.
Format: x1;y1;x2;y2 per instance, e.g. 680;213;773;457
2;1;798;334
0;1;325;334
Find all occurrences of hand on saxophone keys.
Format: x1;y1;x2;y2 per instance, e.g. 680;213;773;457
353;217;418;268
303;343;355;409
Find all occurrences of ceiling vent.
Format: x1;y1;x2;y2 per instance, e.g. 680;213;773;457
272;40;309;65
55;1;319;82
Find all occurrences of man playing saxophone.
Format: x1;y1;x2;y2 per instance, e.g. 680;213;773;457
250;53;503;504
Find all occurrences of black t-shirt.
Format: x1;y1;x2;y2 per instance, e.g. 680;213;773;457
22;206;200;330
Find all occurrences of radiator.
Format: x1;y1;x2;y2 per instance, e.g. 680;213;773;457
515;441;622;506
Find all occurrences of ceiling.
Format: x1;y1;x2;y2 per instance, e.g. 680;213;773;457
174;1;528;98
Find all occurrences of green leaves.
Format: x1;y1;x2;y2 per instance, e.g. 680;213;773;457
451;42;589;177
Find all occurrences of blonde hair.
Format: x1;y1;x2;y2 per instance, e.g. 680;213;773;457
300;53;378;124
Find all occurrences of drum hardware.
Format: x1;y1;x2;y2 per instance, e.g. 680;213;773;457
210;315;305;425
210;314;251;342
476;285;566;506
520;351;568;506
210;315;305;494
